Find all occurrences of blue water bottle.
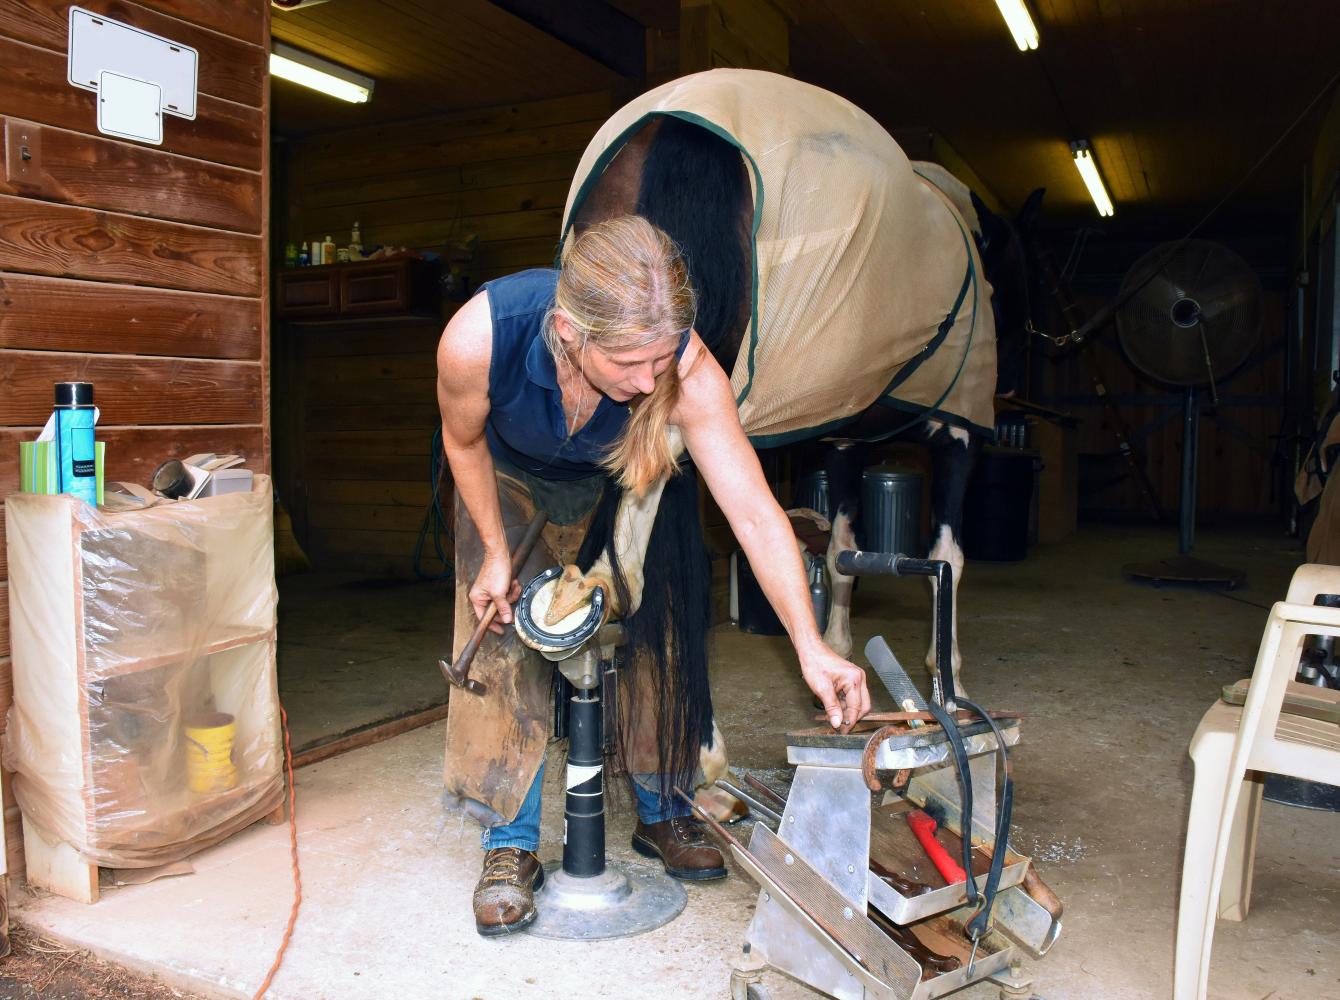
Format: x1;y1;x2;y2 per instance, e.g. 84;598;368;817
54;382;97;505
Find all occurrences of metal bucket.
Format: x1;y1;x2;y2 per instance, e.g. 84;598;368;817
792;469;830;521
860;468;923;556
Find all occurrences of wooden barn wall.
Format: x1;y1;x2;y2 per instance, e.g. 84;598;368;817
1035;290;1287;522
0;0;270;885
274;0;795;579
277;92;614;577
680;0;791;75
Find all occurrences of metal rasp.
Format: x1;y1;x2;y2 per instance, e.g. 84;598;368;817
864;635;929;713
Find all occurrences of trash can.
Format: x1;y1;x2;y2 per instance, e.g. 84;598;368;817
731;550;786;635
792;468;830;521
860;468;923;556
963;446;1035;561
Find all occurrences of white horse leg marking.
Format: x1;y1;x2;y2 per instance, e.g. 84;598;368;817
927;418;971;447
822;510;856;658
925;522;965;700
694;720;745;824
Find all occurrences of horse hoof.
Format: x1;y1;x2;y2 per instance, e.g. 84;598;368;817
694;786;750;824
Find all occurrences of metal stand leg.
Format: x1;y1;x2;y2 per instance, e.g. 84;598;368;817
529;659;687;941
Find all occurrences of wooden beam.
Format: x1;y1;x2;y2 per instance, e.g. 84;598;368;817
22;817;97;904
0;195;261;297
0;352;262;426
0;0;265;107
488;0;645;80
0;275;262;360
0;36;262;171
293;703;451;769
0;118;262;233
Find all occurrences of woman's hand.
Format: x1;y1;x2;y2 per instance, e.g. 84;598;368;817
799;642;871;733
470;551;522;635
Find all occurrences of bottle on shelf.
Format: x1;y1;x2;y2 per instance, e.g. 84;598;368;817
298;242;310;267
310;239;322;266
349;220;362;259
283;242;297;268
53;382;97;506
322;235;336;265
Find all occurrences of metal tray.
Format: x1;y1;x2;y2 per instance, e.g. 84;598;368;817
867;798;1029;925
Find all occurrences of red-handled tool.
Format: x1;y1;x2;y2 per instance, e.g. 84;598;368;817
906;807;967;884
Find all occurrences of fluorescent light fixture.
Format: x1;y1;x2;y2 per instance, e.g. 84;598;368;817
1071;140;1114;217
993;0;1039;51
270;41;373;103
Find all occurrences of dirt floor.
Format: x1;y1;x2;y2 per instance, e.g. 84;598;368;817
276;572;452;750
0;924;203;1000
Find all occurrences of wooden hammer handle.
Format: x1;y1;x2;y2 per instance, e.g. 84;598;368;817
1022;867;1064;921
455;511;548;679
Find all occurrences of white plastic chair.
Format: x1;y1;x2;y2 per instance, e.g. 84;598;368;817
1173;564;1340;1000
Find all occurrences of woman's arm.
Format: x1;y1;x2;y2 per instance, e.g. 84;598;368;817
673;338;871;731
436;292;518;633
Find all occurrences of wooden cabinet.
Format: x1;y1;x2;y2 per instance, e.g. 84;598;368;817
275;267;339;317
3;480;284;902
276;258;441;320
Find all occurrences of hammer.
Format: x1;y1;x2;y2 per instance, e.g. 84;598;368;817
438;510;548;696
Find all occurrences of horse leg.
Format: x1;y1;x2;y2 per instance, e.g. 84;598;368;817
821;441;865;658
923;421;977;701
693;720;748;823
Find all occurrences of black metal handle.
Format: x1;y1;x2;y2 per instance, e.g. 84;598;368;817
835;549;956;710
834;549;910;576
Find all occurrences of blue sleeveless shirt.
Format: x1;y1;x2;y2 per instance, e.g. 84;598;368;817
482;268;630;482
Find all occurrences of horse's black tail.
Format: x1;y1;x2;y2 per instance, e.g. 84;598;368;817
577;468;713;803
637;115;751;371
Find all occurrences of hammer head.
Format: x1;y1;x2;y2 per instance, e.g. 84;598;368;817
438;658;487;696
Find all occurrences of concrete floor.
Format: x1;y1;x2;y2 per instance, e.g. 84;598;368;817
276;572;451;750
13;524;1340;1000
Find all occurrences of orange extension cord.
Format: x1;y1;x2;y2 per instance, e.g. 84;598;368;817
251;704;302;1000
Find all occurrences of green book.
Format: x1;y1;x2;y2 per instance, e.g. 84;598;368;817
34;440;57;495
18;438;102;500
19;441;34;493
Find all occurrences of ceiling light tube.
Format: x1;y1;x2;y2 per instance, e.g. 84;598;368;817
1071;141;1114;217
994;0;1039;51
270;41;374;104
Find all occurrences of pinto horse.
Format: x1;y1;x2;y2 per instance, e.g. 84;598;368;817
546;71;1015;798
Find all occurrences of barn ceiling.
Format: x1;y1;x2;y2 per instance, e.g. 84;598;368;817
271;0;1340;237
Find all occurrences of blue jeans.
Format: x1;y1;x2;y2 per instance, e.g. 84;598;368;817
481;763;690;852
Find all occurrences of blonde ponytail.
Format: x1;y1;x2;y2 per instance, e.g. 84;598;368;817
549;215;696;494
604;363;682;494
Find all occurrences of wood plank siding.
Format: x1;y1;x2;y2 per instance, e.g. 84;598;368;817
277;92;613;576
1037;289;1287;523
274;1;798;578
0;0;270;886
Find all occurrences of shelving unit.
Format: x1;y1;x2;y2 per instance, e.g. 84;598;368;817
4;478;284;902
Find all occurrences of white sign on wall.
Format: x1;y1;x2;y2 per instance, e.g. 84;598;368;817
67;7;198;144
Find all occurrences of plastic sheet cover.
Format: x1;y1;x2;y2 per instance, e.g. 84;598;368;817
563;69;998;444
4;476;282;867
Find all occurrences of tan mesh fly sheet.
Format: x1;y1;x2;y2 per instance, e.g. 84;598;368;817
563;69;997;443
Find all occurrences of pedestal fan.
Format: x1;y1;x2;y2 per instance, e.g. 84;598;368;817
1116;239;1263;587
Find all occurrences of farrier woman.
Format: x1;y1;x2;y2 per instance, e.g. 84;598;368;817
436;215;870;936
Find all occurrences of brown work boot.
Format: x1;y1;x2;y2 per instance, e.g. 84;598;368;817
631;816;727;881
473;847;545;936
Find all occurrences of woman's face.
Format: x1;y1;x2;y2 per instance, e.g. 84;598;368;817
556;313;679;401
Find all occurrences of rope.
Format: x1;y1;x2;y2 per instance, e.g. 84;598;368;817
250;703;302;999
413;426;454;580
